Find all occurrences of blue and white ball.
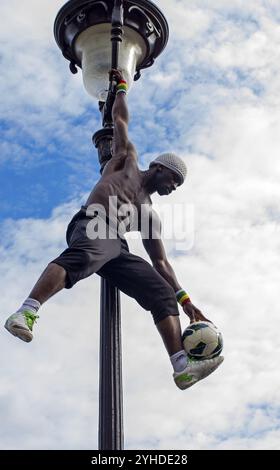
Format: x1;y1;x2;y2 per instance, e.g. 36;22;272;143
182;321;223;360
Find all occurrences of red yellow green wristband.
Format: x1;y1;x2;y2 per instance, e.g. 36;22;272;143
176;289;191;306
116;80;128;94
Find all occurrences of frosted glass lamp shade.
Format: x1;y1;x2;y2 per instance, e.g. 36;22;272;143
74;24;147;101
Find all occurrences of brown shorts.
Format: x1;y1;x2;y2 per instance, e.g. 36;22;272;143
51;207;179;324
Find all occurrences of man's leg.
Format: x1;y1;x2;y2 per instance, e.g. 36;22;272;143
155;313;224;390
97;251;224;390
156;315;184;356
29;263;66;304
5;225;122;342
4;263;67;343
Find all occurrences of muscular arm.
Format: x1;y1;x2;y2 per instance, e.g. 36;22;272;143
109;69;137;159
112;92;131;157
142;221;210;323
142;222;182;292
101;96;137;179
101;72;137;178
143;237;182;291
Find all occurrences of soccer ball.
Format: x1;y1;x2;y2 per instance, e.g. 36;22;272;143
182;321;223;360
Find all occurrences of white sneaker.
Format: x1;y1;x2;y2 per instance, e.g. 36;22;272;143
173;356;224;390
4;310;39;343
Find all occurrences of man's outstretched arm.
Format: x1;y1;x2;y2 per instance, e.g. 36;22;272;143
111;69;137;161
112;92;129;157
142;236;181;291
142;234;210;323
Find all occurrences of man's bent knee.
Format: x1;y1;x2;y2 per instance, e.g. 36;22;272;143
151;287;179;324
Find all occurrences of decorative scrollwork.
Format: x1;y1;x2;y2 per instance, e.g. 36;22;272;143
64;11;79;26
64;1;108;26
77;11;86;23
94;1;109;12
134;70;141;81
128;5;161;38
69;61;78;74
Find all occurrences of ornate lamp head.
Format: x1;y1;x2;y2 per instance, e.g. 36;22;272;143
54;0;169;101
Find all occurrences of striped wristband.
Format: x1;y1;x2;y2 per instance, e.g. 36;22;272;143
175;289;191;306
116;80;128;95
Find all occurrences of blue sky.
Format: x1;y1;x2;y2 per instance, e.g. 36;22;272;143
1;0;280;450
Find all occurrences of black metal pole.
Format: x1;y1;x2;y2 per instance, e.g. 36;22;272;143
101;0;124;128
99;279;123;450
97;0;124;451
111;0;124;70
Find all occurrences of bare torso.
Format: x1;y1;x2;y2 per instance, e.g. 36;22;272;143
85;153;159;234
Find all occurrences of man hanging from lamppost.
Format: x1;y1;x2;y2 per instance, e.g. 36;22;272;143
4;70;223;390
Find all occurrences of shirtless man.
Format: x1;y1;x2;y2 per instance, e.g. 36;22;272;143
4;70;223;390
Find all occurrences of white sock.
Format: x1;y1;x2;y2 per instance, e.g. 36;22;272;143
170;350;188;372
17;298;41;315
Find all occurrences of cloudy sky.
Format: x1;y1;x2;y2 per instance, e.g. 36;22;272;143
1;0;280;450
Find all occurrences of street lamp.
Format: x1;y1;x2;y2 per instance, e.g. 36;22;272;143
54;0;169;450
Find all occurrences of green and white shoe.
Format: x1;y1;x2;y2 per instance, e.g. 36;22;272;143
173;355;224;390
4;310;39;343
